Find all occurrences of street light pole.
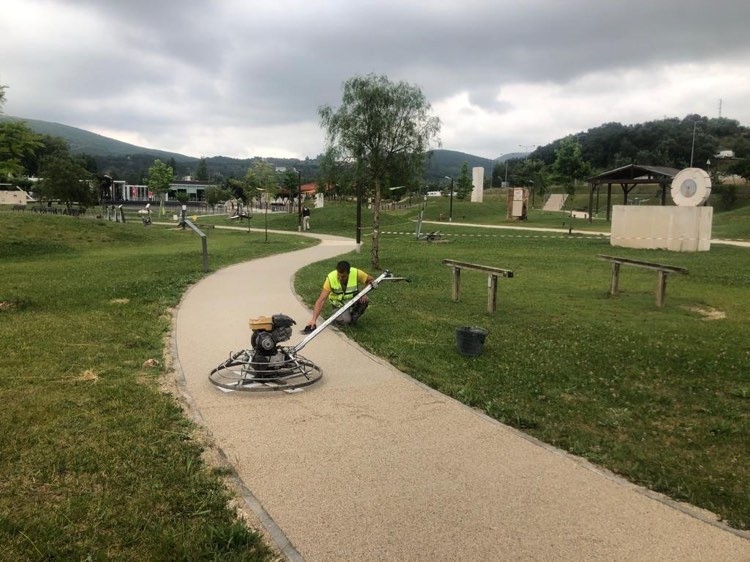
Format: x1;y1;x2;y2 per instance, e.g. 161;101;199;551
690;122;697;167
297;169;302;231
444;175;453;222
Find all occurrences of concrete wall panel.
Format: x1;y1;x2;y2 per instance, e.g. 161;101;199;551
610;206;713;252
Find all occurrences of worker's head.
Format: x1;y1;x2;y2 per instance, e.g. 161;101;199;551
336;260;351;283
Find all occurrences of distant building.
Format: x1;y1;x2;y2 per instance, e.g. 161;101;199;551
107;179;216;202
0;186;32;205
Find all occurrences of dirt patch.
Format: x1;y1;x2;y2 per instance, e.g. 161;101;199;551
682;305;726;321
110;298;130;305
80;369;99;382
0;301;18;312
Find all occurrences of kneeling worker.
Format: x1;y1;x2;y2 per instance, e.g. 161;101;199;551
305;260;375;332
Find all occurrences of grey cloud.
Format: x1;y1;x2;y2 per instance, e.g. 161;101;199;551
3;0;750;158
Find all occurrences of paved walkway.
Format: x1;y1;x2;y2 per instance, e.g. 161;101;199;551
172;231;749;561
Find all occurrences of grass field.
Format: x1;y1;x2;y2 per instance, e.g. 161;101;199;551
191;185;750;240
0;213;315;560
281;198;749;531
295;228;749;530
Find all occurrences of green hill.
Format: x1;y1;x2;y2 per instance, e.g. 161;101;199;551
0;115;194;162
2;115;501;183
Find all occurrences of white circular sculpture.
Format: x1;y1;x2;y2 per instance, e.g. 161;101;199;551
670;168;711;206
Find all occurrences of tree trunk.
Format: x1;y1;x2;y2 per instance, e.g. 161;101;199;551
371;178;381;270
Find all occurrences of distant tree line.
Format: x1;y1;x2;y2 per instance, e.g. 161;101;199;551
492;115;750;207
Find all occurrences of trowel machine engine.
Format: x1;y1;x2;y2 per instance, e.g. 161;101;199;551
249;314;296;373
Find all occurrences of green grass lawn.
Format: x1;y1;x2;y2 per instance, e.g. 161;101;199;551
193;185;750;240
292;201;750;530
0;213;316;560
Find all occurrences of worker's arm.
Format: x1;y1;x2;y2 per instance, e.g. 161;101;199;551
358;269;375;286
359;271;376;303
308;288;330;328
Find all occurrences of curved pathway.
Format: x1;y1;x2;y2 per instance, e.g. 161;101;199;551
173;232;749;561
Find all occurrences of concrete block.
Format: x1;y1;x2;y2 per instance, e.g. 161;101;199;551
611;206;713;252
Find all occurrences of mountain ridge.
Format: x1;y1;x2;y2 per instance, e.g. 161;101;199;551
0;115;196;161
2;114;515;182
2;114;518;165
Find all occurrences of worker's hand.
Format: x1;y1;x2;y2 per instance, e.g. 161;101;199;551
369;280;378;289
302;323;316;334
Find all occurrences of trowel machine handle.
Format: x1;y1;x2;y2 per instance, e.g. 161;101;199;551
291;270;410;354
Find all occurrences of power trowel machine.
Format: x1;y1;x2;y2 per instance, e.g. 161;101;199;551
208;270;410;392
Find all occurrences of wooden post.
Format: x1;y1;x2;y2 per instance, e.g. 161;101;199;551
598;255;687;307
656;271;667;307
451;267;461;302
442;260;513;314
201;236;209;273
488;274;498;313
609;262;621;296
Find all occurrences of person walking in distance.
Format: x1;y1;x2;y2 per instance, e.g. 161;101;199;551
304;260;375;332
302;206;311;231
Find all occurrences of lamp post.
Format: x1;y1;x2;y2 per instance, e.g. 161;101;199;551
355;181;362;252
297;169;302;231
444;175;454;222
690;122;697;167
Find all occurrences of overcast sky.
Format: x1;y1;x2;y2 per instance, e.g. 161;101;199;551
2;0;750;160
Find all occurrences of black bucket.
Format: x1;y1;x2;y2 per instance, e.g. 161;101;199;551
455;326;488;357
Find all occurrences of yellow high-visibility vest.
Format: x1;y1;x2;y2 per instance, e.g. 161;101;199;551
327;269;360;307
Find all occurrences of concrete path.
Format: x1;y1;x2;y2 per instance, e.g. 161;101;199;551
172;232;749;561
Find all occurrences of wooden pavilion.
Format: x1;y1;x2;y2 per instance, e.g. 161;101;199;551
586;164;679;222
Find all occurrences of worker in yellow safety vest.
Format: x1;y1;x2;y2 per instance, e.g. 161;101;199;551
305;260;375;332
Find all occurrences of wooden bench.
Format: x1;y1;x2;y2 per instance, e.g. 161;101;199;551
442;259;514;313
597;255;688;307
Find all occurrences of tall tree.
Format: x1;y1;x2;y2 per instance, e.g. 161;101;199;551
0;84;6;112
23;134;71;177
147;159;174;213
516;158;548;203
0;121;43;180
205;185;232;212
317;147;354;198
195;157;209;181
168;157;178;177
282;168;300;197
456;162;472;200
37;156;94;209
243;160;277;208
552;136;590;196
319;74;440;268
